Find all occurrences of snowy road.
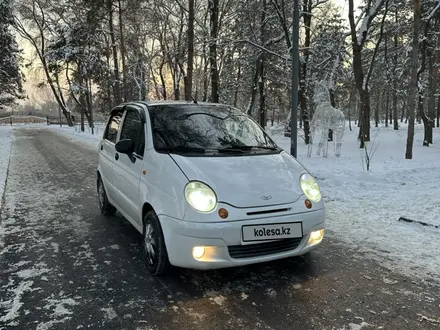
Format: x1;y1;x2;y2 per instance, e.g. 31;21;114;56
1;128;440;330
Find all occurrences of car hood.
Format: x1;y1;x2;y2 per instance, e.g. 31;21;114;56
170;151;306;208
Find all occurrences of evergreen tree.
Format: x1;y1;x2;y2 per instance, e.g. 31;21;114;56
0;0;24;110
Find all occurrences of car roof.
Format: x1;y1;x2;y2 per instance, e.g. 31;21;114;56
110;101;245;119
133;100;227;107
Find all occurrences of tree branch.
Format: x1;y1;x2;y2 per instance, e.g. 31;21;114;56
365;0;390;89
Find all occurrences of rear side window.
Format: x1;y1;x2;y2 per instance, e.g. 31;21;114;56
105;110;124;143
120;110;145;156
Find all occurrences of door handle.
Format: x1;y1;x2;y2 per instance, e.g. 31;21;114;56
115;153;119;161
100;145;103;150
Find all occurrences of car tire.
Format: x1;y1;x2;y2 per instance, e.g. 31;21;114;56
97;177;117;216
142;210;171;276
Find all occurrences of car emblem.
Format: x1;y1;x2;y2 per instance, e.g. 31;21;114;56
261;195;272;200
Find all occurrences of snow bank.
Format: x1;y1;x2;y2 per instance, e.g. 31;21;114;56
0;127;14;213
273;122;440;284
46;125;104;151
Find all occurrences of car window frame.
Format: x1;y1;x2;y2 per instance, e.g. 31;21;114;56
104;106;125;144
117;105;146;159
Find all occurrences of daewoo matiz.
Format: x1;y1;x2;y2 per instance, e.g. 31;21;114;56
97;101;326;275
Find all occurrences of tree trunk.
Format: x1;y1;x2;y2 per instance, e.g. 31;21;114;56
108;0;121;104
202;10;209;102
426;49;436;145
80;97;85;132
437;34;440;128
389;97;392;123
401;99;405;122
301;0;312;144
348;0;375;148
247;59;259;116
437;94;440;127
375;91;380;128
118;0;128;102
209;0;219;102
233;64;241;107
174;61;180;100
159;59;167;100
393;81;398;129
185;0;195;101
258;0;267;127
203;45;209;102
328;88;336;141
140;62;147;100
419;93;430;146
385;88;391;127
358;89;371;148
393;7;399;130
87;78;94;134
104;35;113;106
348;106;352;131
258;58;265;127
406;0;420;159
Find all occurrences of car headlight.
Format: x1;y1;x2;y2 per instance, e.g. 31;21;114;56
300;173;322;202
184;181;218;213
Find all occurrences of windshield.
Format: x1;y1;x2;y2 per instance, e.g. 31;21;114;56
148;104;278;153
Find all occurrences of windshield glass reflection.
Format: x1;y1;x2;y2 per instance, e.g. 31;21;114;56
148;104;278;153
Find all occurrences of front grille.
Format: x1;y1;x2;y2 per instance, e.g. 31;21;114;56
228;238;303;259
246;208;291;216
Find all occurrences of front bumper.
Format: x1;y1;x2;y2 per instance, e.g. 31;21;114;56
158;208;325;270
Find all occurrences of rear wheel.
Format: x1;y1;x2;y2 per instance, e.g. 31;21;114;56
143;210;170;276
97;177;116;216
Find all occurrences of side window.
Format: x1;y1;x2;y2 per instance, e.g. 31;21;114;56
120;110;145;156
105;110;124;143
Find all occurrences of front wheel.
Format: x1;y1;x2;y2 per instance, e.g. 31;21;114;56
143;210;170;276
97;177;117;216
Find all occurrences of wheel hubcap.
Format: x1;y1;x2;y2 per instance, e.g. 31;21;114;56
144;223;156;266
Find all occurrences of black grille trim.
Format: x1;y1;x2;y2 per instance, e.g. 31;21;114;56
228;238;303;259
246;208;291;216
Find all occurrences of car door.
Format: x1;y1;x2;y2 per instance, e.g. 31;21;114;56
99;107;124;203
112;105;146;225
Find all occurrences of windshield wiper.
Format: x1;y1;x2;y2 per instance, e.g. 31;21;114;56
157;146;206;154
217;148;246;153
223;145;279;151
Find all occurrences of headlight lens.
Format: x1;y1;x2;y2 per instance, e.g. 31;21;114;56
300;173;322;202
184;181;217;213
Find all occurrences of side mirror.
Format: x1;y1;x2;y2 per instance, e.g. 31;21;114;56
115;139;135;154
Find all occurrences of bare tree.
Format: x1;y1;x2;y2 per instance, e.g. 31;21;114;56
185;0;195;101
348;0;386;148
406;0;421;159
209;0;219;102
13;0;73;125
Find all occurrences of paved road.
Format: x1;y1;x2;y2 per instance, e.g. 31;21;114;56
1;128;439;330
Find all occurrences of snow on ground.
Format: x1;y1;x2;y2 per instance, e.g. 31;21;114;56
19;122;440;284
272;122;440;285
0;126;14;213
46;124;104;151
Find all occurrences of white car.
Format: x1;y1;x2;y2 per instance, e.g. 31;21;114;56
97;101;325;275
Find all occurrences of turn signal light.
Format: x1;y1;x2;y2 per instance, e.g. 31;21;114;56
305;199;312;209
218;208;229;219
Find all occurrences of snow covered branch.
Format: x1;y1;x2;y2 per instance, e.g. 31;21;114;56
358;0;386;46
427;1;440;21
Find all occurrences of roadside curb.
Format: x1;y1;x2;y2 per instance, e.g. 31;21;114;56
0;130;14;219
